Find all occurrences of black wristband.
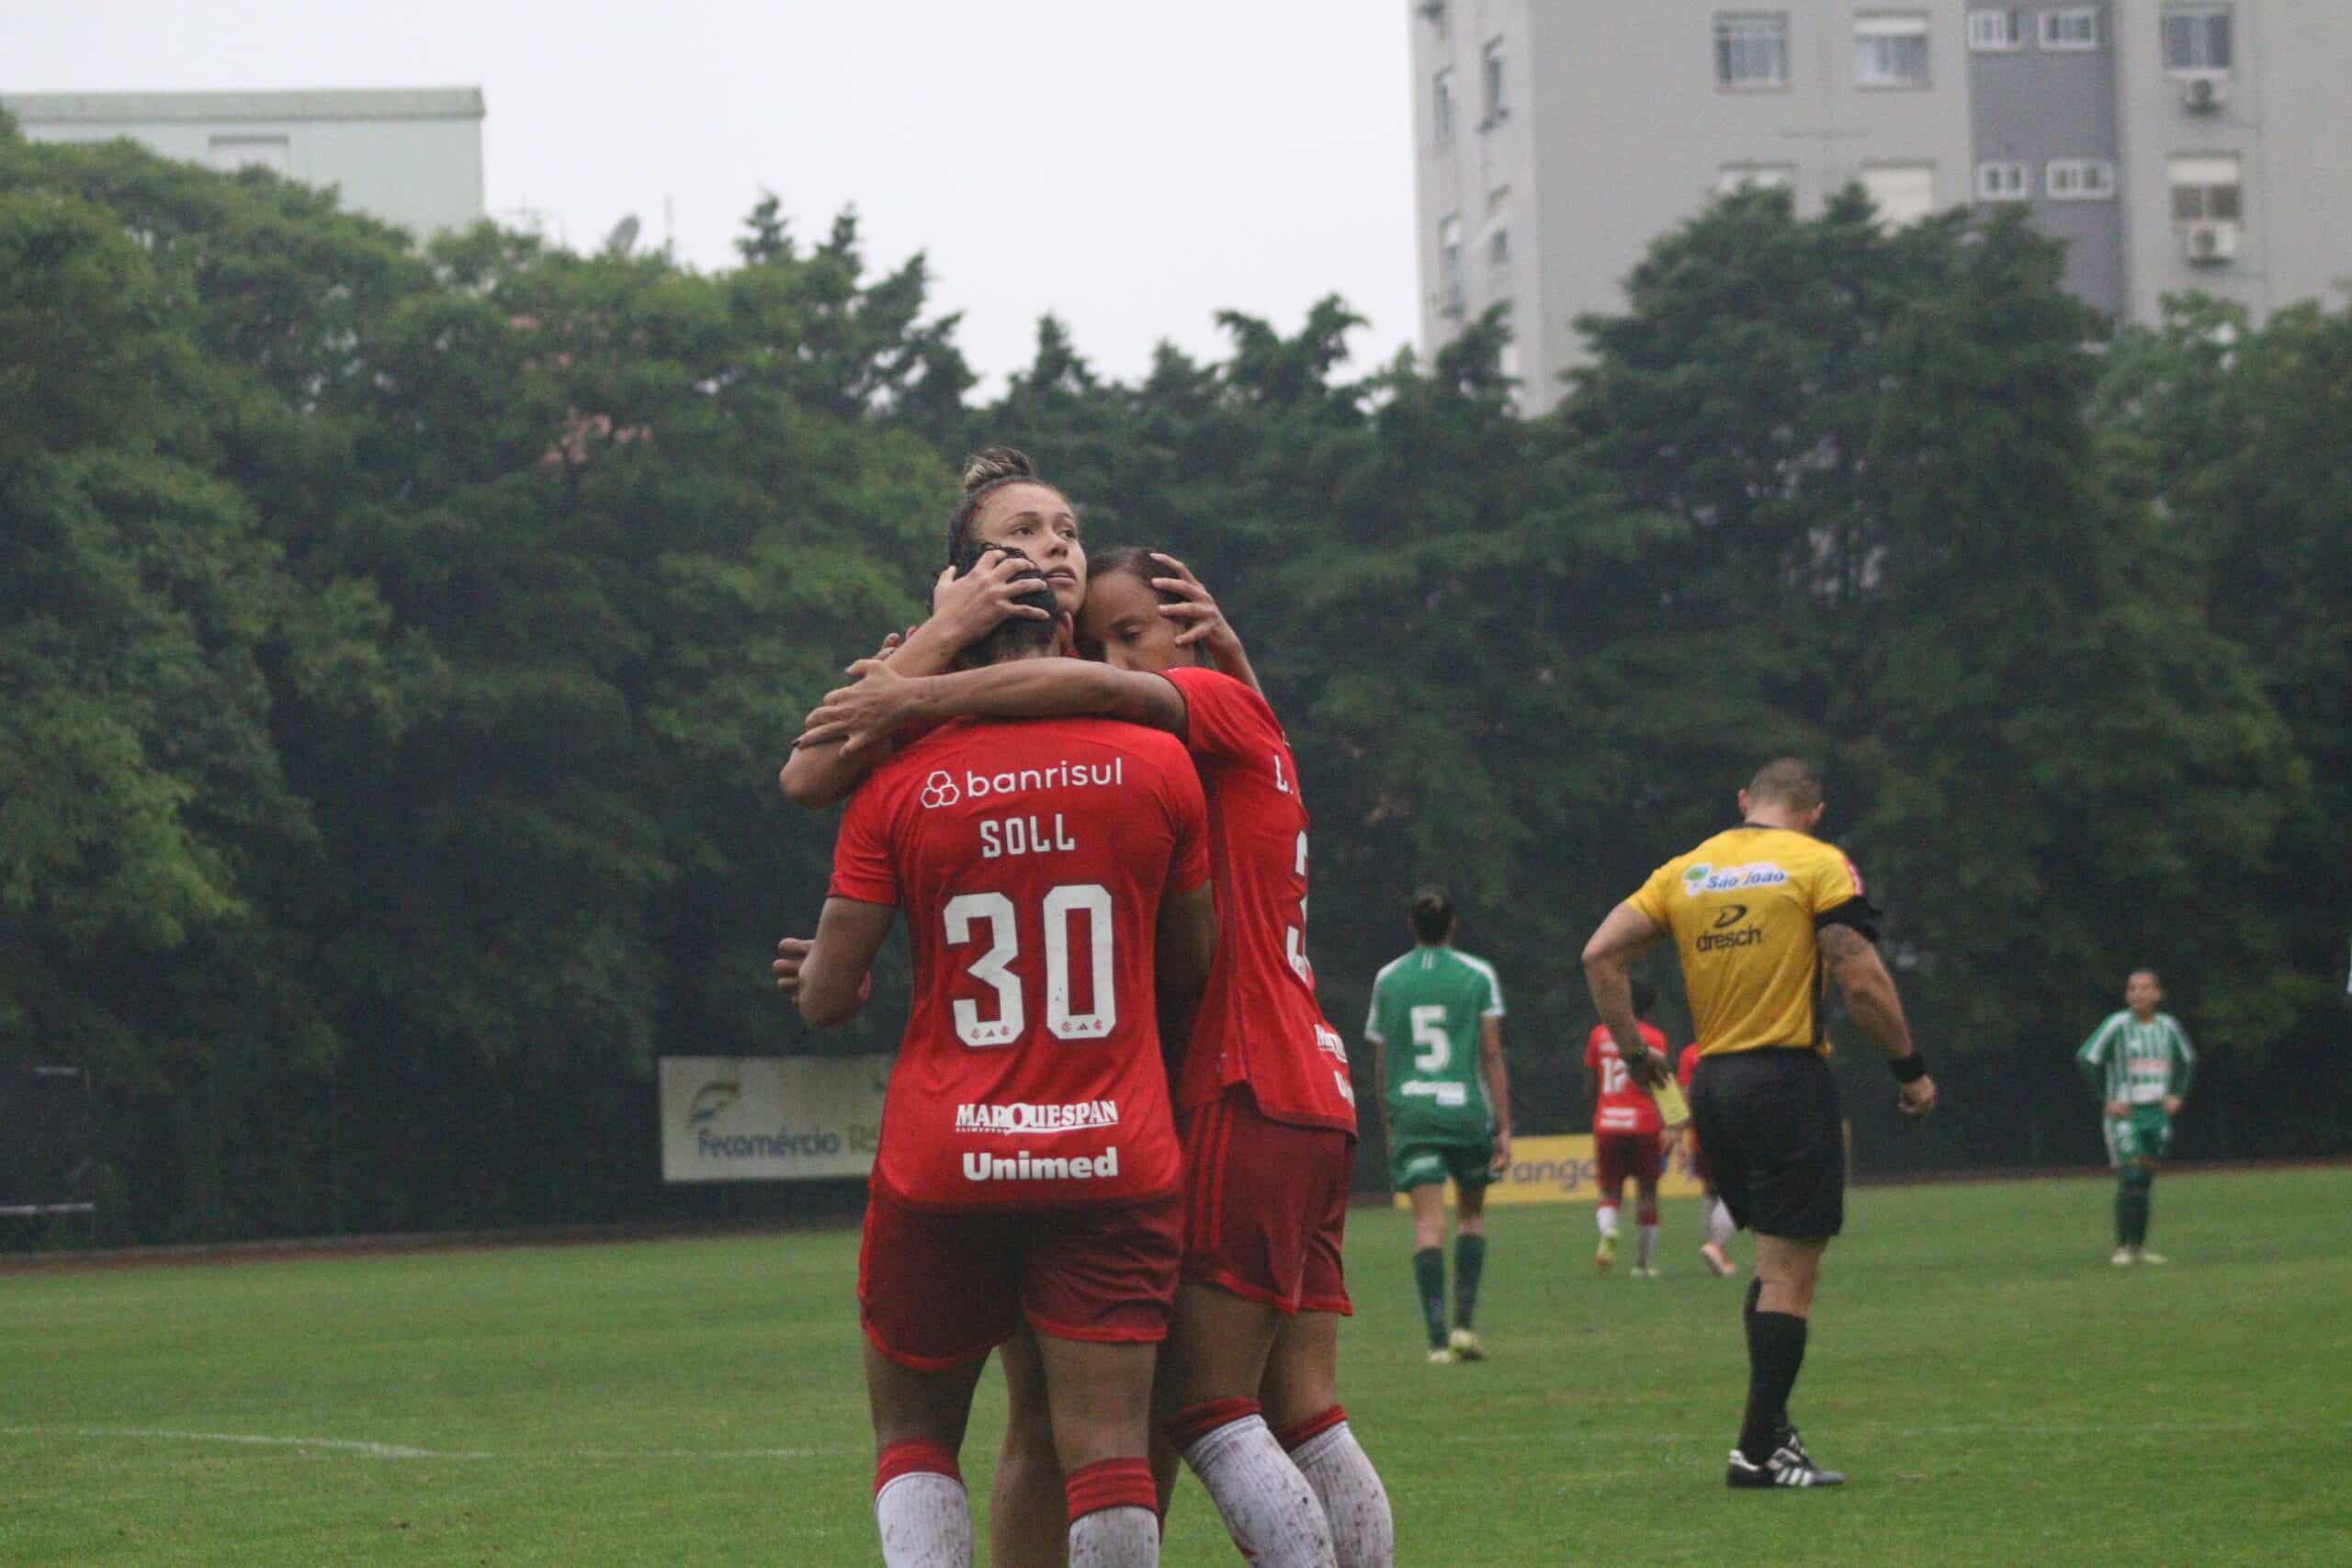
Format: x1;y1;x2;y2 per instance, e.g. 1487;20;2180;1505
1889;1052;1928;1084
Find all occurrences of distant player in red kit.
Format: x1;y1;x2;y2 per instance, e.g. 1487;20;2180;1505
1679;1040;1740;1277
783;549;1217;1568
799;544;1389;1568
1586;979;1670;1276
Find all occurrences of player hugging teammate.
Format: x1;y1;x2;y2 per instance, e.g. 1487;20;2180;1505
780;450;1392;1568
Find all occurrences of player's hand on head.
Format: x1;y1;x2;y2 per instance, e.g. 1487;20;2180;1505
933;549;1055;640
1898;1075;1937;1118
799;659;911;759
772;936;812;995
1148;552;1238;649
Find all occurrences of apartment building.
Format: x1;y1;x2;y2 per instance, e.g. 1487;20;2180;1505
6;88;487;240
1408;2;2352;409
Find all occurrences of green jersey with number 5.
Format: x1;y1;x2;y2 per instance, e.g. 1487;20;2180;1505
1365;946;1505;1144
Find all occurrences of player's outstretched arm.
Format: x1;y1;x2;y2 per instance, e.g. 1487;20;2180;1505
1581;902;1669;1087
801;659;1191;758
1819;923;1936;1116
779;552;1054;809
797;897;897;1028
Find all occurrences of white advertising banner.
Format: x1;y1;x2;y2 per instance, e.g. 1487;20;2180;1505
659;1055;890;1183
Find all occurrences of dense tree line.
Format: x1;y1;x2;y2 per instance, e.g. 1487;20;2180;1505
2;124;2344;1243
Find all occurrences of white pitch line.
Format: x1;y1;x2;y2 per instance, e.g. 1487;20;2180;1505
0;1427;844;1461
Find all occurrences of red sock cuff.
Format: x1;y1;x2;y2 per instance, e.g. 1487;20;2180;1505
1638;1206;1660;1225
875;1438;961;1495
1065;1457;1158;1522
1274;1404;1349;1452
1165;1395;1261;1450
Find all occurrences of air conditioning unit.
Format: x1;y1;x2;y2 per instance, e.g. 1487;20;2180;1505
2180;75;2230;113
2182;221;2239;265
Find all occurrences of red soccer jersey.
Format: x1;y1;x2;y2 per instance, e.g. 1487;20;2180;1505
829;716;1210;1210
1586;1021;1669;1136
1160;667;1358;1135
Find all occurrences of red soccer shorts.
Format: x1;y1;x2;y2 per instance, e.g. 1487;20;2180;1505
1594;1130;1665;1192
1179;1087;1353;1315
858;1182;1182;1371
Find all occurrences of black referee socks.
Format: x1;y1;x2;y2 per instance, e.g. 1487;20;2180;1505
1739;1311;1809;1463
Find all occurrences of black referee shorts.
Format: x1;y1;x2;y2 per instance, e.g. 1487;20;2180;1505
1688;1047;1844;1239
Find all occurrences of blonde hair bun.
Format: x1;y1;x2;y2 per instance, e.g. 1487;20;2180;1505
960;445;1036;494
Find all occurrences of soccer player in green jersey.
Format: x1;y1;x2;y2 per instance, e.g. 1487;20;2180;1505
1363;887;1511;1365
2077;968;2195;1266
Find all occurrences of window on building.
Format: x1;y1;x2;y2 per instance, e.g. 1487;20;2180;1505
209;135;290;176
1717;163;1797;196
1481;37;1508;125
1714;13;1791;89
1855;15;1930;86
1487;226;1511;267
1974;161;2030;201
2045;158;2118;199
1439;215;1464;312
2040;7;2102;51
2162;5;2233;74
1861;164;1938;226
1418;0;1448;39
2169;154;2242;221
1433;69;1456;144
1966;9;2022;51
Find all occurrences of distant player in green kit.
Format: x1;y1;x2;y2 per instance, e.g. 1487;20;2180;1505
2078;968;2195;1266
1364;888;1512;1364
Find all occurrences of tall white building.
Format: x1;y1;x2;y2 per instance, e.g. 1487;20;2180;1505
5;88;486;241
1408;2;2352;410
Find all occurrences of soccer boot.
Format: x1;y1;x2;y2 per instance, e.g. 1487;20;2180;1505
1700;1241;1738;1278
1448;1327;1487;1361
1594;1235;1616;1272
2133;1247;2169;1265
1427;1346;1458;1365
1725;1443;1846;1489
2110;1246;2135;1266
1632;1265;1661;1279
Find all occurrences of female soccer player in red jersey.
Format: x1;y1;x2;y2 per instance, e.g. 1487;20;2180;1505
800;547;1393;1568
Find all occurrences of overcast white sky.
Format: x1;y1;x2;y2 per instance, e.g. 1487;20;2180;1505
6;0;1422;391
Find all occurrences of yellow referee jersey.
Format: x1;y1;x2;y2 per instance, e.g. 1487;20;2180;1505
1628;825;1878;1058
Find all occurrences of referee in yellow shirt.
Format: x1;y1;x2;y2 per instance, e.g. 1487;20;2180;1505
1581;759;1936;1489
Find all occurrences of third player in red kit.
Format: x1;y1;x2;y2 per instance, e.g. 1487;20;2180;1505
1586;979;1671;1276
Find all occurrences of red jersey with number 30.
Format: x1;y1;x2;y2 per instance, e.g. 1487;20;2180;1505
1160;667;1357;1135
829;716;1209;1210
1586;1021;1670;1135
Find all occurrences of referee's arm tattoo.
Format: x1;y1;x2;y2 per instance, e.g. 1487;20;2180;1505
1819;922;1918;1064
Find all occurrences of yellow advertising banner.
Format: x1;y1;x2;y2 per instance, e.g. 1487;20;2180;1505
1392;1134;1706;1208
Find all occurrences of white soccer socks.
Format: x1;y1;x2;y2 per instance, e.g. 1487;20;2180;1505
1279;1406;1394;1568
874;1440;972;1568
1170;1397;1338;1568
1705;1198;1736;1249
1066;1458;1160;1567
1596;1203;1621;1238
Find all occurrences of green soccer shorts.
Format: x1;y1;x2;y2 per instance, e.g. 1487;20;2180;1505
1390;1136;1497;1194
2104;1105;2173;1168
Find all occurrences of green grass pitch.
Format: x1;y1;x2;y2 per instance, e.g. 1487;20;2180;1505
6;1168;2348;1566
